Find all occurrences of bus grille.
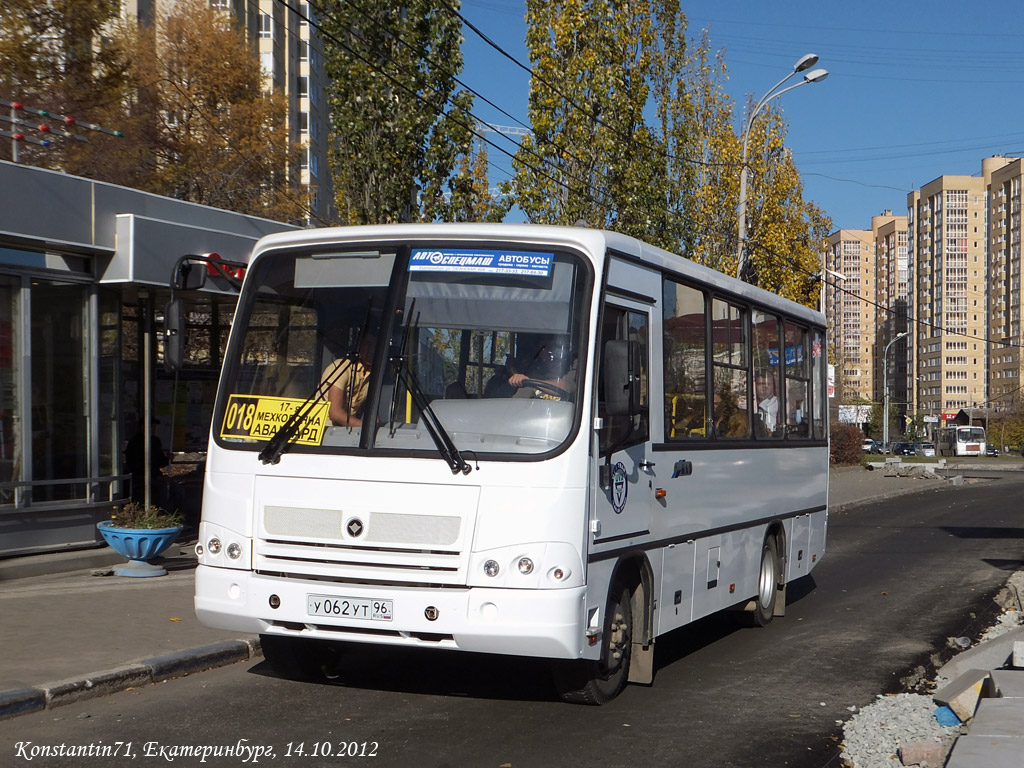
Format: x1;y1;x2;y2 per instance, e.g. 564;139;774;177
254;506;469;584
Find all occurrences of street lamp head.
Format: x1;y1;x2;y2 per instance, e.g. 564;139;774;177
794;53;819;72
803;68;829;84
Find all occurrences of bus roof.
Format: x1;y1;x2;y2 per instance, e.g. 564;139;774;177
249;223;824;328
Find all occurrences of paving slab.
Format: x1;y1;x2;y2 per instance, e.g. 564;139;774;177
937;626;1024;681
987;670;1024;699
945;735;1024;768
965;697;1024;738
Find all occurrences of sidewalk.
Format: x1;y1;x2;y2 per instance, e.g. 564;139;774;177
0;464;1009;725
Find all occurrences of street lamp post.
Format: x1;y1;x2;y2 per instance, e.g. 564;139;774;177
883;331;909;451
736;54;828;282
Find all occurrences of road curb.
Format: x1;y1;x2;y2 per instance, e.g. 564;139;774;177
0;638;261;721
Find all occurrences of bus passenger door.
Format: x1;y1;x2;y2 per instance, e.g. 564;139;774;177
593;301;652;543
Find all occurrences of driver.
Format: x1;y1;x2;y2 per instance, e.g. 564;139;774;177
508;334;575;402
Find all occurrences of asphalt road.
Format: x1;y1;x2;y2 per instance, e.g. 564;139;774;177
3;477;1023;768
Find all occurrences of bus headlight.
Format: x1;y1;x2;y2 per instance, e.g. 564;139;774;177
196;523;251;570
469;543;583;588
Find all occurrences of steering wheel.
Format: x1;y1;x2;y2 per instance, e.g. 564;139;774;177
521;378;571;401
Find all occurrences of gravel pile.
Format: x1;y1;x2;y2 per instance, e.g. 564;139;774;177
838;693;961;768
838;581;1024;768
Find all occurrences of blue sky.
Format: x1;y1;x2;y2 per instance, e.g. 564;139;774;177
458;0;1024;230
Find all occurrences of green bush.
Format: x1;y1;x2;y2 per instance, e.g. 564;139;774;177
830;423;865;465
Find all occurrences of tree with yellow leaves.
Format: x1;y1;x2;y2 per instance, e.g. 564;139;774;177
507;0;676;248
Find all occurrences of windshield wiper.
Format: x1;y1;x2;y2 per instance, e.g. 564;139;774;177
258;357;355;465
389;305;471;475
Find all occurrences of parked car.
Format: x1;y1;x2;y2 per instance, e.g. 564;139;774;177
862;439;875;452
891;442;917;456
986;445;1000;457
917;442;936;457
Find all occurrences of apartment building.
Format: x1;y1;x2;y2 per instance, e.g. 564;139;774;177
907;169;990;421
824;229;877;404
250;0;333;224
988;156;1024;410
872;211;910;425
121;0;333;225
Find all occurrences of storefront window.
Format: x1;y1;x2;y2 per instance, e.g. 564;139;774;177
0;276;20;504
31;280;88;502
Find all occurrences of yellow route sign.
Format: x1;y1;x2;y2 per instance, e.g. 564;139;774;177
220;394;330;445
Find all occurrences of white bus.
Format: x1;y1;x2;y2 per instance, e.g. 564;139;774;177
188;224;829;704
935;425;986;457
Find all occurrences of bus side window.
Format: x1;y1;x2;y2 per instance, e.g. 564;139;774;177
598;305;648;454
663;279;707;440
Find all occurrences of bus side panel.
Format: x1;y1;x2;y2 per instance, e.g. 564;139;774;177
657;540;696;634
785;514;811;582
688;528;764;623
808;509;827;570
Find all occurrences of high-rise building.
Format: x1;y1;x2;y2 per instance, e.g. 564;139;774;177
872;211;910;431
987;156;1024;411
121;0;333;225
250;0;333;224
824;229;876;404
907;169;990;422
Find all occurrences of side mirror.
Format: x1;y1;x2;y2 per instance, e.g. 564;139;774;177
603;339;641;417
172;260;207;291
164;298;185;372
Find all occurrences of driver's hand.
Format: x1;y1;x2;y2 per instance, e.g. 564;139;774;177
508;373;527;388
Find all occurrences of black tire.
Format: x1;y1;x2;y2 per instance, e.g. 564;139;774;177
748;536;781;627
553;581;632;705
259;634;342;681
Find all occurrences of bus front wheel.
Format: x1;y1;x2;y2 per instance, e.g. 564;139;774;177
552;580;632;705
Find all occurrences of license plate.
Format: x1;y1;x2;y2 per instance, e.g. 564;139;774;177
307;594;393;621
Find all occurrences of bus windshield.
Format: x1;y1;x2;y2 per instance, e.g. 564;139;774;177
214;243;592;459
958;427;985;443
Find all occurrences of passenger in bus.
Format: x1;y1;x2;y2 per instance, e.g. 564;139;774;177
508;334;576;402
320;331;375;427
754;371;779;437
713;388;748;438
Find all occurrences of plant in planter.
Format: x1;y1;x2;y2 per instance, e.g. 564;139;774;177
97;502;184;577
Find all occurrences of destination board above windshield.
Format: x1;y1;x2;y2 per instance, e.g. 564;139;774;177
410;248;553;277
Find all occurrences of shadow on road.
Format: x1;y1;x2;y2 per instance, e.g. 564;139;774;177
248;642;559;702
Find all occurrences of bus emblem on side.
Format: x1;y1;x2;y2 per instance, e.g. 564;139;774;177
346;518;365;538
610;462;628;514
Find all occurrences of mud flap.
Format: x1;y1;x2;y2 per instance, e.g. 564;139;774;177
773;582;787;617
628;641;654;684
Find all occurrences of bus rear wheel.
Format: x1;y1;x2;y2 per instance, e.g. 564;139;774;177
259;634;343;681
553;581;632;705
748;536;781;627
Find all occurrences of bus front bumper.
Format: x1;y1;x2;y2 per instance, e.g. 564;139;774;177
195;565;588;660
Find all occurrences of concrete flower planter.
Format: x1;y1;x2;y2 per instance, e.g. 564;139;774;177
96;521;182;577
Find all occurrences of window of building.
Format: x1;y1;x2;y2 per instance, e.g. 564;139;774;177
259;12;272;39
